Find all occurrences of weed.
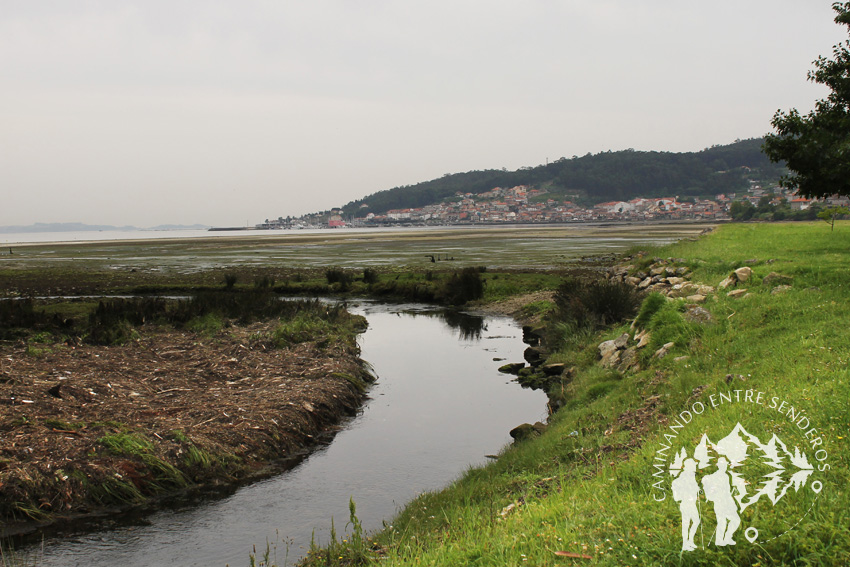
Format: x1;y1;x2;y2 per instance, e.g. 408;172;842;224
99;432;154;455
303;498;371;567
632;291;667;329
185;312;224;337
362;267;378;285
169;429;189;443
254;275;275;289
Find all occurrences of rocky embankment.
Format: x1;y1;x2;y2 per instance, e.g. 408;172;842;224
497;252;796;442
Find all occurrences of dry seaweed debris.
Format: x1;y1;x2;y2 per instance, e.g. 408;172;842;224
0;321;372;534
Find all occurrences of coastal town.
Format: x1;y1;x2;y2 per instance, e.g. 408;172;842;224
258;181;845;230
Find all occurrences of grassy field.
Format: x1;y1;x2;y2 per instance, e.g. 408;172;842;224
300;222;850;566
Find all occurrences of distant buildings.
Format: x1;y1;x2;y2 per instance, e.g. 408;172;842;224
261;181;845;229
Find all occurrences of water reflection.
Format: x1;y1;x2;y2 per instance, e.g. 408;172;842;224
408;308;486;341
28;302;547;567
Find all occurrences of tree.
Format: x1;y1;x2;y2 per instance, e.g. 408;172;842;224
764;2;850;199
730;200;755;221
817;205;850;230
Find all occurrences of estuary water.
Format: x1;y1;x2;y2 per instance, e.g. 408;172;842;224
27;301;548;567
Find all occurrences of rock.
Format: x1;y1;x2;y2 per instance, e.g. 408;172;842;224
532;421;548;435
516;371;549;389
626;276;643;286
601;349;621;368
762;272;793;286
638;277;652;289
719;276;736;289
727;288;748;298
665;277;685;286
673;355;690;363
650;266;666;276
542;363;566;376
510;423;540;441
675;266;689;276
613;332;630;349
636;331;652;349
617;347;639;372
696;285;716;295
734;267;753;282
522;325;545;346
498;362;525;375
669;283;699;298
685;294;706;304
523;346;548;366
598;339;619;360
771;285;793;295
654;342;675;359
684;306;713;324
47;383;63;398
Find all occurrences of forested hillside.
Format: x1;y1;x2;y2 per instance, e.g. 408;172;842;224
340;138;783;216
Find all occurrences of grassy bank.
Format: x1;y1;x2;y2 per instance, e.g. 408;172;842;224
301;222;850;566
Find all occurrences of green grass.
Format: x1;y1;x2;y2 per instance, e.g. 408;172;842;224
300;222;850;566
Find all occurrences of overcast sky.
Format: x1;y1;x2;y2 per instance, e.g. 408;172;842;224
1;1;845;227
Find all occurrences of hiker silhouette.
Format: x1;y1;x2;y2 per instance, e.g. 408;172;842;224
701;457;741;546
671;458;700;551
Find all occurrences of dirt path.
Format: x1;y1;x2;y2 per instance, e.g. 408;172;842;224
0;322;372;535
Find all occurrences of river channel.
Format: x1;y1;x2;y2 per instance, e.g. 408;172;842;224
26;301;548;566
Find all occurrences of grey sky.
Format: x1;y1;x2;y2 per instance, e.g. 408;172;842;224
0;1;844;227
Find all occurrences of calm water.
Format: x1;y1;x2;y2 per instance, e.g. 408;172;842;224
27;302;547;567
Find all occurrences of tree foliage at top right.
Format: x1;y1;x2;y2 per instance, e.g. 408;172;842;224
764;2;850;199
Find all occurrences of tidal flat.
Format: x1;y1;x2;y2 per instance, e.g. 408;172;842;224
0;223;711;295
1;223;710;270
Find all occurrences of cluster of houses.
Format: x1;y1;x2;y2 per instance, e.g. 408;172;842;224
258;183;849;230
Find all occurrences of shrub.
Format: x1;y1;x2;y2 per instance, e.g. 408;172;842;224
325;267;348;284
551;277;641;331
439;267;485;306
253;275;275;289
362;267;379;284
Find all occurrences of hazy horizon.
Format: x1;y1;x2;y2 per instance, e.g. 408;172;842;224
2;1;843;227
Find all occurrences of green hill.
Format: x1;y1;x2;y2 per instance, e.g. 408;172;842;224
341;138;783;216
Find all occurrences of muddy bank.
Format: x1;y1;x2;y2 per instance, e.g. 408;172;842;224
0;321;373;536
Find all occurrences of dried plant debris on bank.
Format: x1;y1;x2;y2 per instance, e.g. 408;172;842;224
0;322;372;532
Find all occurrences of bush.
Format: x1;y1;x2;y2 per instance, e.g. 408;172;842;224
326;267;353;290
439;267;485;306
551;277;641;331
253;275;275;289
362;267;379;285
